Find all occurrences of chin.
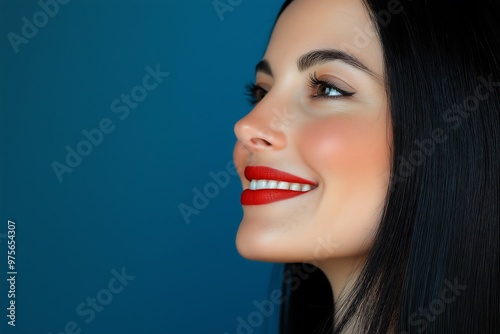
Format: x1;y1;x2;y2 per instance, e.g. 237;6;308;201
235;222;300;262
235;225;276;262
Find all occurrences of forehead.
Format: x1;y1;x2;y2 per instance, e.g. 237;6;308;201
264;0;384;78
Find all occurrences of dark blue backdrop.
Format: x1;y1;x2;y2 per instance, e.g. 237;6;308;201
0;1;284;333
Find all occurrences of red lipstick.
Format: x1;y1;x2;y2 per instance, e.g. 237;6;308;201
240;166;316;205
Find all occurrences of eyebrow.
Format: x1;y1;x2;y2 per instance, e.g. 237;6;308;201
255;60;273;77
255;49;381;81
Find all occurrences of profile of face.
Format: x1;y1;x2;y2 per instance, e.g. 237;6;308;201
233;0;391;268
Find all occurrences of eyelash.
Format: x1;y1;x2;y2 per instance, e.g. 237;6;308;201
307;73;355;100
244;73;354;106
245;82;265;106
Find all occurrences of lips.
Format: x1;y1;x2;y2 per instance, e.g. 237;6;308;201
240;166;317;205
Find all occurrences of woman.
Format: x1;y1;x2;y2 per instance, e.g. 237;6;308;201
233;0;499;333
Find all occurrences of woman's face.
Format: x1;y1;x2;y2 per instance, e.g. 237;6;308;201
233;0;391;264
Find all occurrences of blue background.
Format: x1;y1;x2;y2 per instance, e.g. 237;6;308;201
0;0;284;333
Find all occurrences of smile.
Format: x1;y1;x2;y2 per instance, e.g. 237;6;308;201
249;180;312;191
241;166;317;205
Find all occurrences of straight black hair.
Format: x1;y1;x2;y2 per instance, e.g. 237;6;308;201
275;0;500;333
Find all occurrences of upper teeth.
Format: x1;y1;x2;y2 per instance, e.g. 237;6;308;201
249;180;313;192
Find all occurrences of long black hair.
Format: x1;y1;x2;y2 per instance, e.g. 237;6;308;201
275;0;500;333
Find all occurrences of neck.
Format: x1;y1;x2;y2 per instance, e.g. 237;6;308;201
311;255;368;333
314;255;366;300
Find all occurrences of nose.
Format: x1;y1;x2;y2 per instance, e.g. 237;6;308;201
233;107;287;152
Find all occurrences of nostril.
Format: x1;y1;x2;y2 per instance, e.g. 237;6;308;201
250;138;272;146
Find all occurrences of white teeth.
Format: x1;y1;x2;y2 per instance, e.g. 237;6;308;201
277;181;290;190
267;180;278;189
301;184;312;192
247;180;315;192
256;180;267;190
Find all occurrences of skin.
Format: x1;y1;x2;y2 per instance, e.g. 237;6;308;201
233;0;392;301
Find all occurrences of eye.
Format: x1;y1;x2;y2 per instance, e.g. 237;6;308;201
308;73;355;100
245;83;268;106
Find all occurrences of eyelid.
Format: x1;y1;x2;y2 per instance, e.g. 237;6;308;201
308;72;355;97
256;81;271;91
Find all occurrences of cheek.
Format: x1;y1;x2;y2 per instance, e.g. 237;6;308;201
296;113;391;257
298;113;391;182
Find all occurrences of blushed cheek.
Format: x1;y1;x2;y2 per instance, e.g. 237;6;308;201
298;114;390;181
